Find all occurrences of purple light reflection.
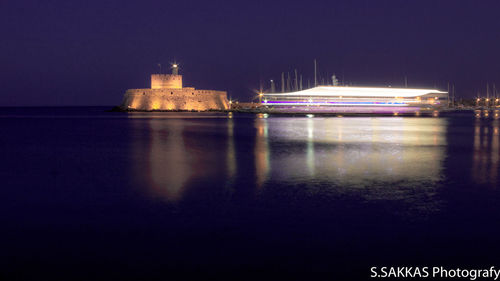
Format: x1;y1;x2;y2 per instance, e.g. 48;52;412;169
266;106;422;114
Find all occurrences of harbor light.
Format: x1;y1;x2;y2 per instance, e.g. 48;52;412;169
258;92;264;104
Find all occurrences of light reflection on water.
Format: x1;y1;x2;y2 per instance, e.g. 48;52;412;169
255;118;270;187
5;108;500;279
256;117;448;214
131;115;453;214
4;108;500;280
263;117;447;185
226;118;237;182
472;119;500;186
140;120;192;201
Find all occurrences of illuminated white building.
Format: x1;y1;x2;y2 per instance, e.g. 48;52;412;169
262;86;447;114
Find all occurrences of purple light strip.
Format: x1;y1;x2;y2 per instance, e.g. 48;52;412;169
267;106;421;113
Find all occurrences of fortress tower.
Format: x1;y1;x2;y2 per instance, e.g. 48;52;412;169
151;64;183;89
120;63;229;111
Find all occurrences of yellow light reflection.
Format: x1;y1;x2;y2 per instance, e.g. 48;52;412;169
131;116;234;202
143;120;191;201
472;119;499;187
491;121;499;185
255;118;270;187
227;117;237;181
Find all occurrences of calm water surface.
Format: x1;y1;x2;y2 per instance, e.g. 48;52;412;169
1;107;500;280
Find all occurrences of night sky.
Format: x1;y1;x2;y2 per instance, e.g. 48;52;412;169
2;0;500;106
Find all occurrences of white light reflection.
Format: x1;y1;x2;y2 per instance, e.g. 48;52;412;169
261;117;447;196
307;117;315;176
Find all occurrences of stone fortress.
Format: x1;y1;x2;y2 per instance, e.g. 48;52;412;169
120;64;229;111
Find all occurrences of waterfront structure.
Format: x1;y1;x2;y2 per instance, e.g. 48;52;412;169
261;86;448;114
120;64;229;111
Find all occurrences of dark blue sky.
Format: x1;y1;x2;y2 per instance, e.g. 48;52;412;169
1;0;500;105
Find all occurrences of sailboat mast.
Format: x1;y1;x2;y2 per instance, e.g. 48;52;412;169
314;59;317;87
281;72;285;93
287;72;291;92
294;69;298;91
452;84;455;107
447;82;450;107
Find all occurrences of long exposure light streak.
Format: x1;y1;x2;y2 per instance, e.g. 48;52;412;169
261;86;447;113
264;86;447;98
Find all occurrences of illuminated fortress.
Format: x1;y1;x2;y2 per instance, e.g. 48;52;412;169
120;64;229;111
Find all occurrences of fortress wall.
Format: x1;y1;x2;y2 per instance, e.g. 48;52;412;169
151;74;183;89
121;88;229;111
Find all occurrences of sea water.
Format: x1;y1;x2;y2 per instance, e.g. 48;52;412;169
1;107;499;280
